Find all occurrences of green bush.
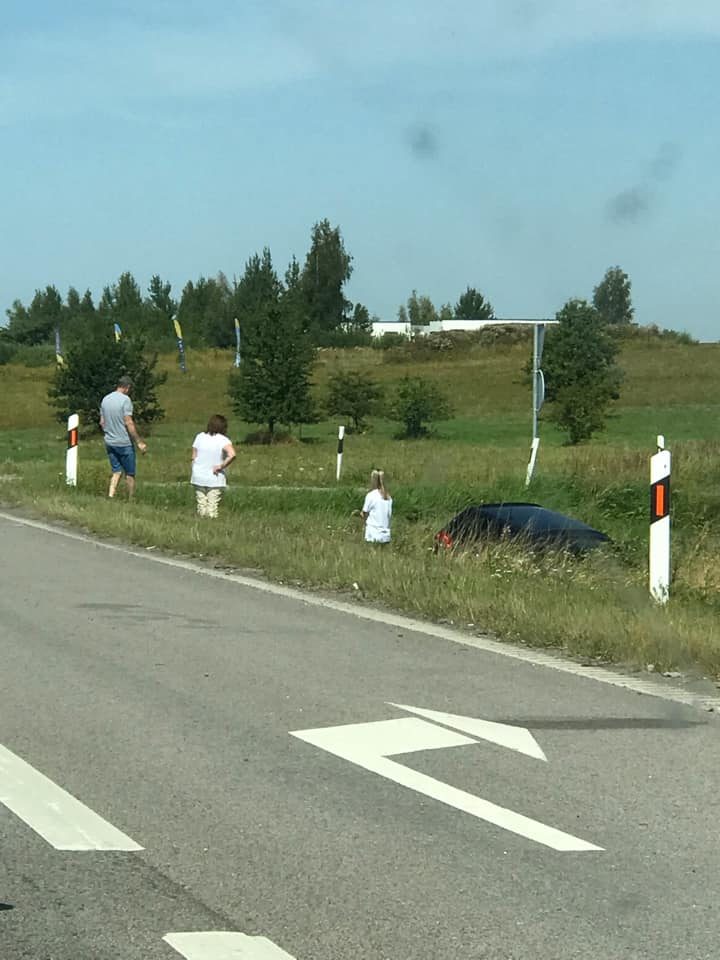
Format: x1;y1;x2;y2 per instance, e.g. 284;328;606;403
609;323;698;345
314;329;373;348
12;343;56;367
47;330;166;428
371;331;408;350
325;368;382;432
389;376;453;438
0;341;19;365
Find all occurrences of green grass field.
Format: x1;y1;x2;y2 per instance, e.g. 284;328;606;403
1;337;719;675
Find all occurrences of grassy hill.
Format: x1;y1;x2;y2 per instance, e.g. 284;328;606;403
1;335;719;675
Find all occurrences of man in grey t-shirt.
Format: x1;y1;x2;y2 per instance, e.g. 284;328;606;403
100;376;147;498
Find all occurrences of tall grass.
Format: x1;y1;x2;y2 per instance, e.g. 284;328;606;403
1;338;719;674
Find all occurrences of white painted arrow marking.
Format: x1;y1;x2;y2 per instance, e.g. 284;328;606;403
164;932;295;959
291;716;601;852
0;743;142;851
389;703;547;761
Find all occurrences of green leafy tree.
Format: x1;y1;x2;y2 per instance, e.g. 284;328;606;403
347;302;372;333
147;275;177;340
4;300;31;342
389;376;453;438
285;255;301;293
438;303;454;323
326;369;382;432
300;219;353;338
4;286;63;345
100;272;148;338
178;274;232;347
228;292;316;437
455;286;494;321
80;289;96;319
542;299;623;444
592;266;634;325
64;287;98;342
48;329;166;430
232;249;282;335
406;290;438;327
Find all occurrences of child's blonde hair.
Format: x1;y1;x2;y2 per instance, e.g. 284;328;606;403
370;469;390;500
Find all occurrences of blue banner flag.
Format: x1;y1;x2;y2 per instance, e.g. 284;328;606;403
54;327;64;366
234;317;241;367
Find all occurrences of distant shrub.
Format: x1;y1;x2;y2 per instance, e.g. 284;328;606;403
382;325;533;363
48;331;166;428
609;324;698;345
12;343;55;367
314;329;373;348
388;376;453;438
325;368;382;432
371;331;409;350
242;429;296;445
474;325;534;346
0;341;19;365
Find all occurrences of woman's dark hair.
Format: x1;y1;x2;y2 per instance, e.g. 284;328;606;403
206;414;228;436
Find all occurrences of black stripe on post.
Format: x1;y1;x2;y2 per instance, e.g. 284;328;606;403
337;436;344;455
650;476;670;523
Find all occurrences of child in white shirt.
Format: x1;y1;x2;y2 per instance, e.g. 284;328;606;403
361;469;392;543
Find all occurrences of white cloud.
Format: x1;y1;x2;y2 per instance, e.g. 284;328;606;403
1;0;718;122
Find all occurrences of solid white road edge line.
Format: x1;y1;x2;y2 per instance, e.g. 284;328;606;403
163;931;296;959
2;511;719;714
0;743;143;852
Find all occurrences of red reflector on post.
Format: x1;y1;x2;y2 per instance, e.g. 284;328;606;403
650;476;670;523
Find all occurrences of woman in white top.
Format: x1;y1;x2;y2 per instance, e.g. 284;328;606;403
361;469;392;543
190;415;236;518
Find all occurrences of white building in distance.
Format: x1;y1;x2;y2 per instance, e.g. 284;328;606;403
371;318;550;338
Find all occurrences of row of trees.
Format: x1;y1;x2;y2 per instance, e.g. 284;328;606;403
47;294;624;446
48;328;451;441
398;286;495;326
395;266;634;329
44;246;635;445
3;220;369;351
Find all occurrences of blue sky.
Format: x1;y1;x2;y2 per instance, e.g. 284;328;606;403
1;1;718;338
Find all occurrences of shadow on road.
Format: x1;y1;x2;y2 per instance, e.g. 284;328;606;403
505;717;705;731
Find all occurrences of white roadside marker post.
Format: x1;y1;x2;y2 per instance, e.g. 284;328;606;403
649;434;671;604
336;425;345;481
66;414;79;487
525;322;546;486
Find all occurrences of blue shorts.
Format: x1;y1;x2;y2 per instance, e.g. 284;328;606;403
106;444;136;476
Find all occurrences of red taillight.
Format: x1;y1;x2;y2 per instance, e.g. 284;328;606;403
436;531;454;549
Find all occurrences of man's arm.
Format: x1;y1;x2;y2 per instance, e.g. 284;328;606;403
123;414;147;453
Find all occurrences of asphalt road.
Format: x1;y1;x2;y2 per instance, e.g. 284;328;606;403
1;513;719;960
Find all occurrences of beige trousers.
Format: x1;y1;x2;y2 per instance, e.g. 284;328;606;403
194;486;223;518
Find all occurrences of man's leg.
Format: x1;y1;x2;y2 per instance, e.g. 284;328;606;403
116;446;137;499
108;472;122;498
